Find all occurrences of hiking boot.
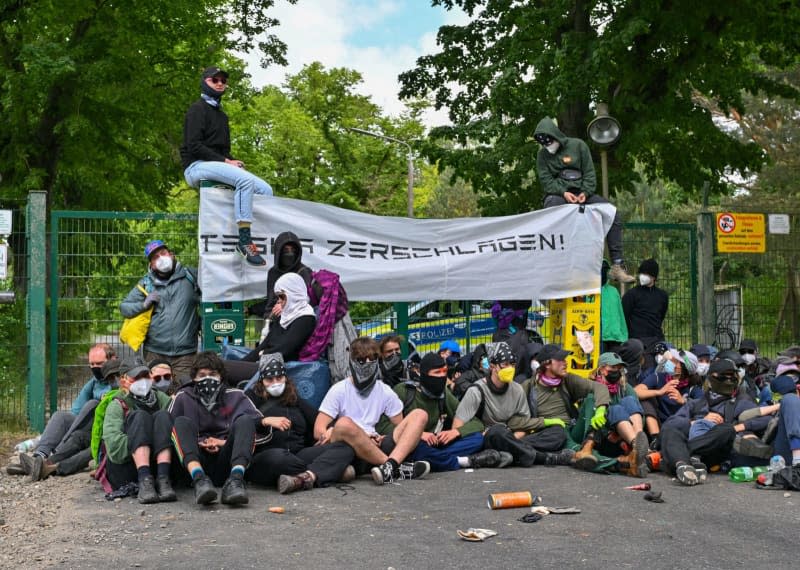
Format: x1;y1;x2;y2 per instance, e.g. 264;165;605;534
221;474;249;505
6;462;26;476
338;465;356;483
468;449;502;468
397;461;430;481
497;451;514;469
138;475;159;504
608;263;635;283
646;451;662;472
277;471;315;495
517;449;538;468
40;461;58;480
193;473;218;505
155;476;177;502
622;431;651;478
236;242;266;266
26;454;44;482
543;448;576;466
733;436;773;459
573;439;598;471
675;462;701;486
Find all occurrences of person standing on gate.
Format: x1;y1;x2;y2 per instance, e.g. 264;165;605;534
120;240;200;384
180;66;273;266
533;116;634;284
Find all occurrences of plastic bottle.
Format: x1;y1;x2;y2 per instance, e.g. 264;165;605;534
728;465;768;482
763;455;786;486
14;437;40;453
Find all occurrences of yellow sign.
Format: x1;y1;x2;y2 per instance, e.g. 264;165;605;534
547;294;601;378
716;213;766;253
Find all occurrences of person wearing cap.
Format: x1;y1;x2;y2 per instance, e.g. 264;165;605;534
689;344;712;378
519;343;611;470
738;339;770;399
244;353;356;494
533;117;635;284
454;342;576;468
622;258;669;365
313;337;431;486
658;358;769;486
11;343;118;480
169;351;265;506
120;240;200;383
180;65;273;266
572;352;649;477
102;356;176;504
377;352;498;472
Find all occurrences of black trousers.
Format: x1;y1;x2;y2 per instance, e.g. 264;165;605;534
247;442;355;487
660;419;736;475
106;409;173;490
172;414;256;486
483;424;540;467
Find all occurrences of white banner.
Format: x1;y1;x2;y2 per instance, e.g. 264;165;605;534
198;189;615;302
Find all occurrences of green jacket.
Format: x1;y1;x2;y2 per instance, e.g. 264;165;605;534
376;383;484;438
102;390;171;464
518;373;610;432
534;117;597;198
601;282;629;343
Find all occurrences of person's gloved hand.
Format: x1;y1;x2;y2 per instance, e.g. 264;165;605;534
590;406;607;430
142;291;160;309
542;418;566;429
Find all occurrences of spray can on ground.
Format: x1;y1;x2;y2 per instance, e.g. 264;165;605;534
487;491;534;510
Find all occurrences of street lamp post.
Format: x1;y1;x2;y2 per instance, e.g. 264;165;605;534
587;103;621;200
348;127;414;218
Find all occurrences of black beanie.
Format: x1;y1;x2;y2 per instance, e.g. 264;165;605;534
420;353;447;375
638;258;659;279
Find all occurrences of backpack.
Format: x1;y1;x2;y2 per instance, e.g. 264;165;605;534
400;382;446;419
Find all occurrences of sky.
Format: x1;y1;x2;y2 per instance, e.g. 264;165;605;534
242;0;469;126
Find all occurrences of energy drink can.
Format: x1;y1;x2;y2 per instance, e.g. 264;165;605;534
487;491;534;510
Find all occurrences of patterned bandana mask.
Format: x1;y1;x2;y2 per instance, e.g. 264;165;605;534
196;376;222;411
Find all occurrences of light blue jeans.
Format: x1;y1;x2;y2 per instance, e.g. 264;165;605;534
184;160;273;223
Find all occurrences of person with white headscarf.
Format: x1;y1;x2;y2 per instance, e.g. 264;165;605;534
242;273;316;363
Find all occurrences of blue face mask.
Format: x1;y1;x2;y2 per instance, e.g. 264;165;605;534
663;360;676;375
481;357;490;371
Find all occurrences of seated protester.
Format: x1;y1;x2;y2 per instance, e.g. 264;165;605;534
102;356;176;504
16;357;121;481
148;358;174;394
245;353;355;494
379;335;410;388
739;339;770;390
491;300;530;368
658;358;770;486
617;338;645;386
516;342;544;383
313;337;431;486
379;353;499;472
572;352;648;477
759;359;800;405
689;344;712;379
715;349;757;402
169;351;264;506
450;343;490;399
519;344;612;469
438;340;461;370
246;231;322;320
767;375;800;481
634;348;701;444
454;342;575;467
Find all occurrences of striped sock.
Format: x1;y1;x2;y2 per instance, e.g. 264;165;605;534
190;466;204;481
230;465;245;478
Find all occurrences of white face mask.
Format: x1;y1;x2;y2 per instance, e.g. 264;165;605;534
155;255;174;273
130;378;153;397
638;274;653;287
655;353;664;365
741;353;756;365
545;141;560;154
266;382;286;397
736;367;746;381
530;360;540;374
696;362;710;377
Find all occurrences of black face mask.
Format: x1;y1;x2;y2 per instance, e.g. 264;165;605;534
605;370;622;383
350;359;379;394
279;251;297;269
420;373;447;398
91;366;104;381
380;353;404;379
200;79;224;101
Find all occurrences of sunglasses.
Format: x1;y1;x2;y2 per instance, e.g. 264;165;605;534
534;134;554;145
152;373;172;382
209;76;227;85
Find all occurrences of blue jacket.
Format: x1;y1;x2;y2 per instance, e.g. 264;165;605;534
664;389;770;433
72;378;113;415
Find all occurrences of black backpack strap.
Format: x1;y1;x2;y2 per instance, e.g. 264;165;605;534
401;382;418;417
466;384;486;423
559;385;578;420
527;381;538;418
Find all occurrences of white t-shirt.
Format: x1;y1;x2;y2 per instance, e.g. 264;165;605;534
318;378;403;436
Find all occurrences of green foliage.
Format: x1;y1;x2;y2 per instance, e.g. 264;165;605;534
400;0;800;215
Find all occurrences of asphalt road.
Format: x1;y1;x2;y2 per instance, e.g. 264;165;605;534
36;465;798;569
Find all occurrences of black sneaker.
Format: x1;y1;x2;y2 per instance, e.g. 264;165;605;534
371;461;395;486
397;461;430;481
468;449;502;468
138;475;159;505
236;242;266;266
544;448;576;466
193;473;218;505
497;451;514;469
221;474;249;505
155;475;177;502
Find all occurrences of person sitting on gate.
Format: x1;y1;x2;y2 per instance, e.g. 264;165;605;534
657;358;770;486
8;343;118;480
375;353;497;472
453;342;575;468
102;356;176;504
571;352;649;478
180;66;273;266
378;335;411;388
120;240;200;384
241;272;316;363
244;353;355;494
634;346;702;446
148;358;174;395
247;231;323;321
169;351;265;506
313;337;431;486
519;343;613;468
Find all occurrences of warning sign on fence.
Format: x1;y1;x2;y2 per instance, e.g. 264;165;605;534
716;213;765;253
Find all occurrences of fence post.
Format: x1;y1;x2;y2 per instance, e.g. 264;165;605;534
26;191;47;432
696;211;716;345
394;302;409;358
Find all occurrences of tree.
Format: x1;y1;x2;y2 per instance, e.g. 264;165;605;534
400;0;800;215
0;0;296;211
